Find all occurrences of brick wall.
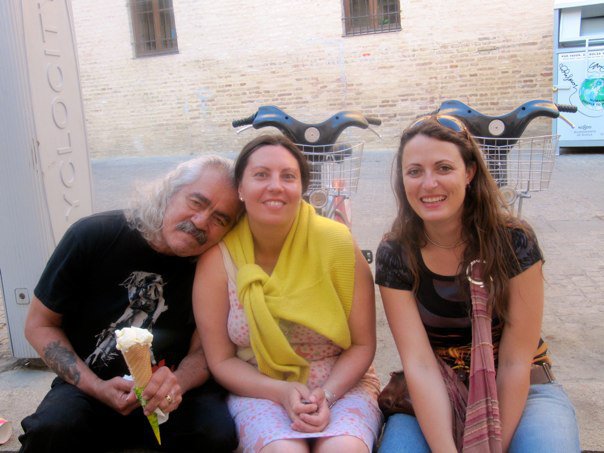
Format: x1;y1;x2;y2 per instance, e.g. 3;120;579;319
72;0;555;157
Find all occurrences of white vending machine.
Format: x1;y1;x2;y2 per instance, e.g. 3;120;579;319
553;1;604;147
0;0;92;357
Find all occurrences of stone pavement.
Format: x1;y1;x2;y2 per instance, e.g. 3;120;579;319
1;150;603;452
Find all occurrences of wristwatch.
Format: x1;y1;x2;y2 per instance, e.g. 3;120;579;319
323;388;337;408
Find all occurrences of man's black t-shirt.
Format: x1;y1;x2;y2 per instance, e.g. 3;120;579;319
35;210;196;380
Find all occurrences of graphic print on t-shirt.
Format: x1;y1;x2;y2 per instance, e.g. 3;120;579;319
86;271;168;370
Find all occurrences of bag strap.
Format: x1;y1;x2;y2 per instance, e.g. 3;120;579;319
218;242;255;363
219;242;237;283
462;260;502;452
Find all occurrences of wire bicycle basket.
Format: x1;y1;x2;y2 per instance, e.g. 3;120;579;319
475;134;558;216
299;142;363;197
297;142;364;224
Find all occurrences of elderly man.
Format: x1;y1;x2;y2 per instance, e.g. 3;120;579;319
19;155;242;452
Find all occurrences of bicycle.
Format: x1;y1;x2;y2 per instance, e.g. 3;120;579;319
434;99;577;216
232;105;381;262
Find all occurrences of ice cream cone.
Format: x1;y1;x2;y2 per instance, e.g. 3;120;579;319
115;327;161;445
122;343;152;388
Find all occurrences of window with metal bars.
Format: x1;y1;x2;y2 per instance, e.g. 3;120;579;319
130;0;178;57
342;0;401;36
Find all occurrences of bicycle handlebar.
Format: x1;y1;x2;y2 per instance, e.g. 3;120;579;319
232;114;256;128
556;104;577;113
435;99;578;145
232;105;381;146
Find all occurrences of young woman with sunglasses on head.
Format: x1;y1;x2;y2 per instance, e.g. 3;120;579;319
376;116;580;452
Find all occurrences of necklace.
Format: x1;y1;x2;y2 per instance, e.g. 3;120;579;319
424;231;466;249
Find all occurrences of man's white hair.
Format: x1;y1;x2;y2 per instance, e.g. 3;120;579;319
126;155;236;245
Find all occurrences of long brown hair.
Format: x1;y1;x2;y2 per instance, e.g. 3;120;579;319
388;115;524;320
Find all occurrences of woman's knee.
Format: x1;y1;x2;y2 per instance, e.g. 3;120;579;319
260;438;309;453
314;435;369;453
509;384;580;453
378;414;429;453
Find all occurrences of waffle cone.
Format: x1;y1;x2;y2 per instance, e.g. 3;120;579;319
122;344;161;445
122;343;152;389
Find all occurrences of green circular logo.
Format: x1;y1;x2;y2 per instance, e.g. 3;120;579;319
579;76;604;111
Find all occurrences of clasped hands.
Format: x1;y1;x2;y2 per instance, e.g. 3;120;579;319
281;383;331;433
97;366;182;416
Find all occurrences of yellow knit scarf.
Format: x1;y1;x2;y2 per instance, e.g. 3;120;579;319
223;201;355;383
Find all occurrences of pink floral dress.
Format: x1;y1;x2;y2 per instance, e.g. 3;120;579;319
226;277;383;452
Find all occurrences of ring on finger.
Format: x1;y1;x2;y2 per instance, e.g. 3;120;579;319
165;394;173;404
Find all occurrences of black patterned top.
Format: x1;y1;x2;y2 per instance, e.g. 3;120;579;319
375;226;547;377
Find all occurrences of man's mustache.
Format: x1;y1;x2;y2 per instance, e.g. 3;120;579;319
176;220;207;245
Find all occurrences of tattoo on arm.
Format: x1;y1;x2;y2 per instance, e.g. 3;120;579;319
43;341;81;385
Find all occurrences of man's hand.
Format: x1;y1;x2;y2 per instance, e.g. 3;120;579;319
93;376;138;415
25;298;142;416
140;366;183;416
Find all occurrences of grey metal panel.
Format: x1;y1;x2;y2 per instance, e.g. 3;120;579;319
0;0;92;358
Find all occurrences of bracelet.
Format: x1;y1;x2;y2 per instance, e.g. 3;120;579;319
323;388;337;408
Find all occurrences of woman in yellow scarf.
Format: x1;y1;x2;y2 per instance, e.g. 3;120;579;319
193;134;382;452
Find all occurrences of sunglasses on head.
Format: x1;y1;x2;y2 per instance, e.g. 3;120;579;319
408;114;468;134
